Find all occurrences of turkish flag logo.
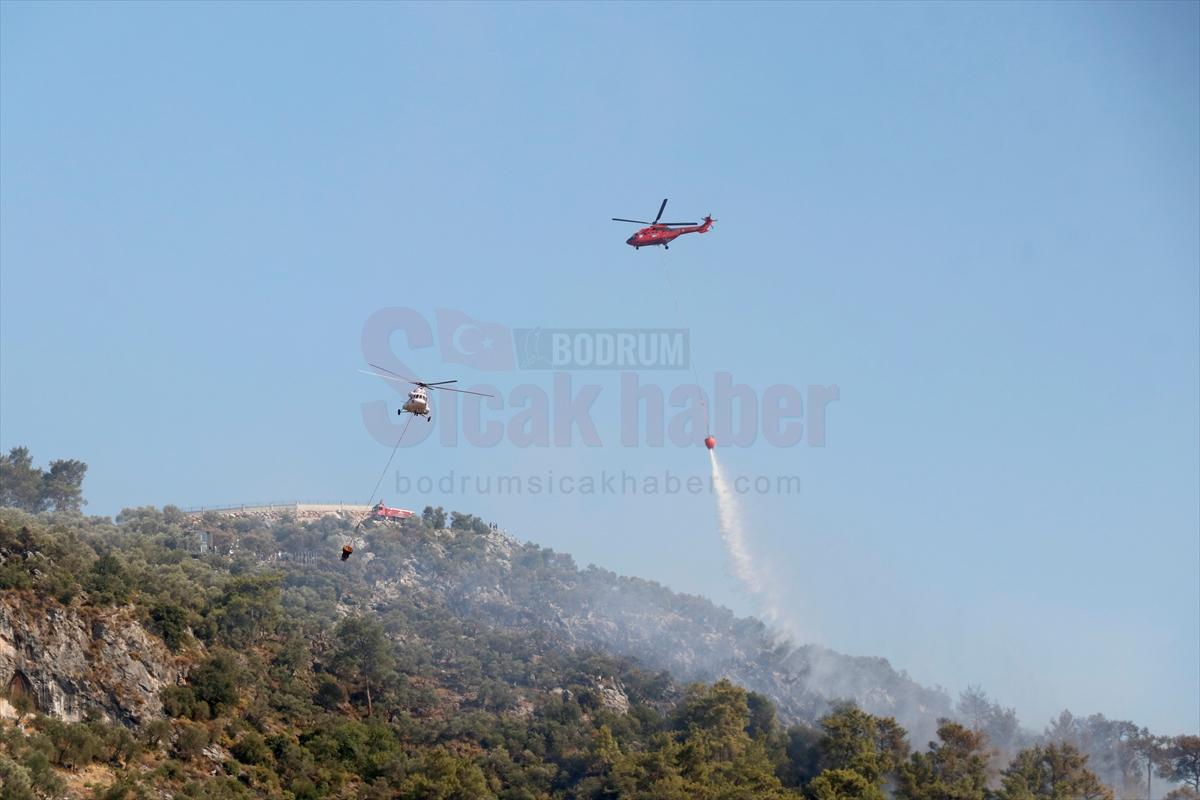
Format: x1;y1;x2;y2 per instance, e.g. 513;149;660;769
435;309;515;371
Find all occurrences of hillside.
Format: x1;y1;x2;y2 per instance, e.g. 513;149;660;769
0;506;1192;799
323;510;952;737
175;503;950;737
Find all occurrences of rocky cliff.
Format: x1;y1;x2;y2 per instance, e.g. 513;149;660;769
0;592;182;725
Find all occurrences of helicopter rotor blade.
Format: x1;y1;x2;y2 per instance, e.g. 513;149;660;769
612;218;651;224
660;222;699;227
362;367;490;396
653;198;668;224
360;367;421;385
367;363;419;381
428;385;495;398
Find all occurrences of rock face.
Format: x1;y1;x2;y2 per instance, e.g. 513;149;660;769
593;676;630;714
0;592;181;726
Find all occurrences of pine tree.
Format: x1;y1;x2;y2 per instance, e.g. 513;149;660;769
995;742;1113;800
897;720;990;800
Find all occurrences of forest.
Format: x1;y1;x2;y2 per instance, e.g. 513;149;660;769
0;448;1197;799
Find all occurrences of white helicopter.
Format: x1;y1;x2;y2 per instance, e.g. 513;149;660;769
364;363;494;422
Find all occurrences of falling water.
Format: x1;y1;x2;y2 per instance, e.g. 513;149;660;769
709;449;795;639
709;449;758;586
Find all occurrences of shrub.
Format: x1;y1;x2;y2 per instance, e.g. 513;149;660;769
174;722;209;760
151;603;189;651
231;732;271;766
190;653;239;716
313;675;347;711
162;686;200;720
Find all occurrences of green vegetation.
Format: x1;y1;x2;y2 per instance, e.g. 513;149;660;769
897;721;989;800
994;741;1112;800
0;447;87;514
0;504;811;798
0;449;1191;798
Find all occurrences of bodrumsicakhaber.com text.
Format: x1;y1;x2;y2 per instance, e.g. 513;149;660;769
394;470;802;497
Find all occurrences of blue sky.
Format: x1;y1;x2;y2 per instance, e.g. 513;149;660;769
2;2;1197;733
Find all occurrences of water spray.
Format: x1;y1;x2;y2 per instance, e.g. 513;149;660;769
708;448;758;587
708;448;797;640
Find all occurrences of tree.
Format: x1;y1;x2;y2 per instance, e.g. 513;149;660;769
231;732;271;766
722;739;798;799
676;679;753;773
189;652;240;716
995;742;1113;800
808;768;885;800
0;447;87;512
897;720;989;800
1128;732;1169;800
780;724;823;787
1044;710;1077;745
142;718;172;749
1041;711;1153;794
174;721;209;760
670;680;797;797
85;553;132;604
42;459;87;512
450;511;490;534
575;724;625;796
422;506;446;529
161;686;203;720
957;685;1021;755
1160;736;1200;794
0;754;36;800
0;448;43;511
313;674;347;711
747;691;779;739
330;616;394;716
875;717;911;782
39;719;102;771
150;603;190;651
394;747;494;799
211;574;283;647
817;705;909;789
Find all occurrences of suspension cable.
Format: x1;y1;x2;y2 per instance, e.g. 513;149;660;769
357;414;414;530
658;252;711;436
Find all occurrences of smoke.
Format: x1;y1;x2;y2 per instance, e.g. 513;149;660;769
708;449;800;642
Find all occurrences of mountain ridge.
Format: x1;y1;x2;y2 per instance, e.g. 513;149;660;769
0;503;1187;798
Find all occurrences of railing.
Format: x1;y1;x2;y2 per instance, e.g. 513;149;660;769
183;501;373;514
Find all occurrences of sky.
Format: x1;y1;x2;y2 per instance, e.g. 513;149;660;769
1;1;1197;734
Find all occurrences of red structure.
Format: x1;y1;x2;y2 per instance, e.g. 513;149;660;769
371;502;415;521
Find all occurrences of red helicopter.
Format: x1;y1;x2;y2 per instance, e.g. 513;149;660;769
613;198;714;250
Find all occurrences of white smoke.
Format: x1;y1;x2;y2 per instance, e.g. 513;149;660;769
708;449;800;642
